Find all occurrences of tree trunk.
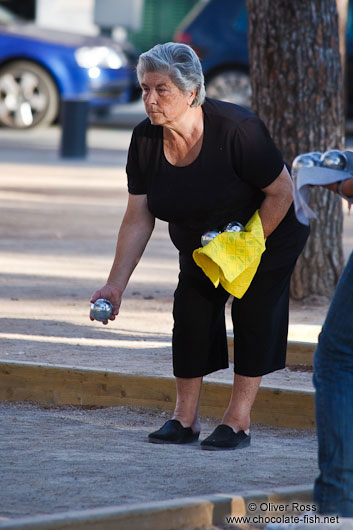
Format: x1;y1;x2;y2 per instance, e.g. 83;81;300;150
337;0;349;113
246;0;346;300
337;0;349;72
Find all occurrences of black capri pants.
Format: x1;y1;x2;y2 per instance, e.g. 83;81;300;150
172;215;310;378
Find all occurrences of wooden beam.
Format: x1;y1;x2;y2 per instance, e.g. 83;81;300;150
0;362;315;429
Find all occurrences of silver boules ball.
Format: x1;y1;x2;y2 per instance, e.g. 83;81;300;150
307;152;322;165
223;221;245;233
320;150;347;170
292;153;317;172
90;298;113;322
201;230;221;247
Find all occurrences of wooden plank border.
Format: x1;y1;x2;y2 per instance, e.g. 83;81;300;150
0;486;313;529
0;361;315;429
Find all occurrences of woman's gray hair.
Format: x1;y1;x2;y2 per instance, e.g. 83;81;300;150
136;42;206;107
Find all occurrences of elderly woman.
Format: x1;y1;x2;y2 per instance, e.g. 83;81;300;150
91;42;309;450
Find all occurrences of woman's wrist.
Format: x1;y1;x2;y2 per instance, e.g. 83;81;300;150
106;280;124;294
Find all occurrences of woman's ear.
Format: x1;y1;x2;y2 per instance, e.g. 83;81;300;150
188;88;197;106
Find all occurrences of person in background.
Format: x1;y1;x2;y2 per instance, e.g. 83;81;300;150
314;176;353;518
267;177;353;529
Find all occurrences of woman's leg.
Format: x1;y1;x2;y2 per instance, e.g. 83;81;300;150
149;255;229;444
221;374;262;433
201;373;261;450
173;376;203;431
201;254;304;449
172;256;230;379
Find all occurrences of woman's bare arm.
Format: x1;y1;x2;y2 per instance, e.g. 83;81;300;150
90;193;155;322
259;165;294;239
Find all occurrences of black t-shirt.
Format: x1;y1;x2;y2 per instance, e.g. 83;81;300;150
126;98;300;256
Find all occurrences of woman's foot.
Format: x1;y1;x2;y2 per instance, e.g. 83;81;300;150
200;424;251;451
221;415;250;436
148;419;200;445
172;414;201;434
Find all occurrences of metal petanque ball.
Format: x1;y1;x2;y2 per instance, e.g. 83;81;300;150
307;152;322;165
223;221;245;233
292;153;318;172
201;230;221;247
320;150;347;170
90;298;113;322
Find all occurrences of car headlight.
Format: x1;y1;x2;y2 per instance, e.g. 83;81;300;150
74;46;127;69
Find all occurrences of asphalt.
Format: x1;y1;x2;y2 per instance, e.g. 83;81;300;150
0;121;352;527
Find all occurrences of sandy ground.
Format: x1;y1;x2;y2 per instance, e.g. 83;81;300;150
0;125;352;523
0;401;317;521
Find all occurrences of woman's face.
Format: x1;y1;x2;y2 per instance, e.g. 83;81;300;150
140;71;195;127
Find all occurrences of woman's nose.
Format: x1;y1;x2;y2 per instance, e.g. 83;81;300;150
145;89;157;104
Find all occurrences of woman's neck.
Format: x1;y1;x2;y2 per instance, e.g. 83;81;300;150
163;105;203;144
163;106;204;167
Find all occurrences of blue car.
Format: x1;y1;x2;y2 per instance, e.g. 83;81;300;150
175;0;353;115
0;5;139;129
174;0;250;107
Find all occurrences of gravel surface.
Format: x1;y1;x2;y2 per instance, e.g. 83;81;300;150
0;401;317;521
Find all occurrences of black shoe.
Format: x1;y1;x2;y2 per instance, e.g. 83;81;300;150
200;424;251;451
148;419;200;445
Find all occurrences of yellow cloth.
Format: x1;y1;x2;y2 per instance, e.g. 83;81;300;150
192;210;266;298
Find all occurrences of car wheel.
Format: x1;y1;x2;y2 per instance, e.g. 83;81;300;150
0;60;59;129
206;69;251;107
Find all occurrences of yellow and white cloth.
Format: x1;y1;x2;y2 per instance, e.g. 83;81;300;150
192;210;266;298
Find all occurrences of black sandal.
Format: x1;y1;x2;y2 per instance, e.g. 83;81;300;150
200;424;250;451
148;419;200;445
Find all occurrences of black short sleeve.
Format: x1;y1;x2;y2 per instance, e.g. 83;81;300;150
126;128;147;195
233;117;284;189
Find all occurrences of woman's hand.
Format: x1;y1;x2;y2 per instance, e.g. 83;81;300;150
90;284;123;325
323;182;339;192
323;178;353;198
